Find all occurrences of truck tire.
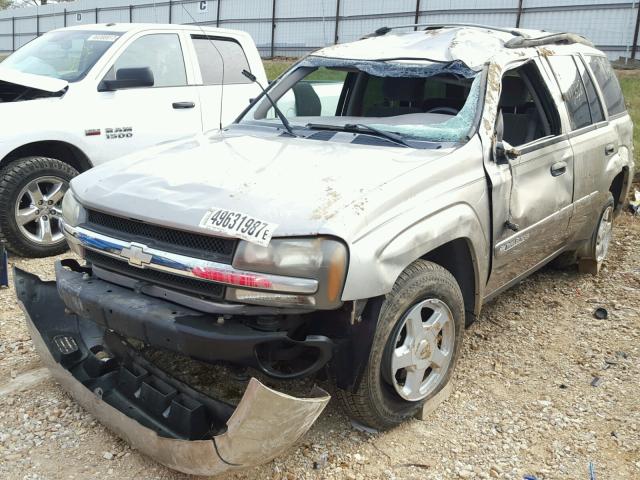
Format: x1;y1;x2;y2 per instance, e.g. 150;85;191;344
0;157;78;258
551;193;615;271
578;194;615;275
338;260;464;430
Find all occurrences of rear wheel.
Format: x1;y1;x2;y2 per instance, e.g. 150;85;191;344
578;195;614;274
0;157;77;258
338;260;464;430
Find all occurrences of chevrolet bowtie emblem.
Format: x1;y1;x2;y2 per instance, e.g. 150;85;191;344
120;243;152;268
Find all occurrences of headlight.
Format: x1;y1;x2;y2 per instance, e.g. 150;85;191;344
61;190;86;227
227;237;348;309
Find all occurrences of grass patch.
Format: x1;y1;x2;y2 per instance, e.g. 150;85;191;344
264;59;295;81
0;54;7;62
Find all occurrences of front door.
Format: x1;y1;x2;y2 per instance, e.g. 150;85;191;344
88;32;202;165
485;59;574;294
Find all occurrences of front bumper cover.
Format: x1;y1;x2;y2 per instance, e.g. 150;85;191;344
14;267;330;476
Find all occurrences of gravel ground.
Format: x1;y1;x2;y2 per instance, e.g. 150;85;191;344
0;212;638;480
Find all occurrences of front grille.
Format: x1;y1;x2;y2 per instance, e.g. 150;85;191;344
86;251;225;301
85;210;236;263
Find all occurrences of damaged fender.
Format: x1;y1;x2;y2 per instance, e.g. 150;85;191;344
14;267;330;476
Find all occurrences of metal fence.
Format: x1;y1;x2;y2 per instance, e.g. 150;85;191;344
1;0;640;61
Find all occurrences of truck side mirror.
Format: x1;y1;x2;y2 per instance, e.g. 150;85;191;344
493;110;520;164
99;67;154;92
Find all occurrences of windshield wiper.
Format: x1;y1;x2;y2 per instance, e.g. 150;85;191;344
242;69;298;138
306;123;410;148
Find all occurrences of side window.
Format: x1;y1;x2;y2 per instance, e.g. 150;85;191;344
497;62;559;146
192;37;252;85
547;55;591;130
586;55;626;116
576;56;605;123
106;34;187;87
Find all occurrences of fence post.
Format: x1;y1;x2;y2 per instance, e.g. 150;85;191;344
95;7;99;23
63;8;67;27
11;16;15;52
632;2;640;59
36;12;39;37
270;0;276;59
216;0;221;27
129;5;133;23
334;0;341;44
515;0;524;28
414;0;420;30
168;0;172;24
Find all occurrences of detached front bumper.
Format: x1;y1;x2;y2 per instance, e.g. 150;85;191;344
14;267;330;476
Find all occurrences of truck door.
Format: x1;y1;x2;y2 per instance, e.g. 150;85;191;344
546;54;619;241
89;32;202;164
485;59;574;294
189;35;260;131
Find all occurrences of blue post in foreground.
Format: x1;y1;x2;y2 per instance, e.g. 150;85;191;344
0;241;8;288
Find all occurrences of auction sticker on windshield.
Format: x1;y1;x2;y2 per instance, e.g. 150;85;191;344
199;208;278;247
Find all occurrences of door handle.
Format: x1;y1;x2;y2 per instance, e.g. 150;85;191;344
605;143;616;156
550;161;567;177
172;101;195;109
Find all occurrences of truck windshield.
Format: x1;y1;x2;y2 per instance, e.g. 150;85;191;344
238;56;482;144
2;30;123;82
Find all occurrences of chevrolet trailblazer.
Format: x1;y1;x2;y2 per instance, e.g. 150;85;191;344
15;24;633;475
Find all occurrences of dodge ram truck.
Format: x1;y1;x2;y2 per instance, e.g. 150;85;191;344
15;24;633;475
0;23;265;257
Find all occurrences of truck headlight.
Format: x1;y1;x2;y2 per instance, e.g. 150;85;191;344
61;190;86;227
227;237;348;309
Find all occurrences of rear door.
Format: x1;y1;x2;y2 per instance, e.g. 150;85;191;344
88;31;203;164
189;35;259;130
544;54;618;241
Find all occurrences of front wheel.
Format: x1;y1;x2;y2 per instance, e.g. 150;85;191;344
0;157;78;258
338;260;464;430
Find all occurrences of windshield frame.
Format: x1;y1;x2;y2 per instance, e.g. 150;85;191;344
234;57;487;147
2;29;125;83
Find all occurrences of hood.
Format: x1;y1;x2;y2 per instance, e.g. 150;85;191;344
72;130;454;240
0;66;68;93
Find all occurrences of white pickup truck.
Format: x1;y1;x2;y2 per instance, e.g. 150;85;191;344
0;23;266;257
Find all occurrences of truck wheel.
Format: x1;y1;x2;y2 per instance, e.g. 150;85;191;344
578;194;615;275
0;157;78;258
338;260;464;430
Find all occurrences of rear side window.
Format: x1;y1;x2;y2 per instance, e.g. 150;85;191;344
192;36;252;85
576;57;605;123
547;55;591;130
586;55;626;116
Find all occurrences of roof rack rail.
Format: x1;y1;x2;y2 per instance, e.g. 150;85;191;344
504;32;594;49
362;23;526;39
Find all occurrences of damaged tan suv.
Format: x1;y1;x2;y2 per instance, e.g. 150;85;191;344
15;24;633;475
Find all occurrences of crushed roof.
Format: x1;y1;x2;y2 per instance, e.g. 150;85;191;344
312;26;602;70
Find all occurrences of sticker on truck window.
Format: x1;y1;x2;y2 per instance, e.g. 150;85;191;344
88;34;119;42
199;208;278;247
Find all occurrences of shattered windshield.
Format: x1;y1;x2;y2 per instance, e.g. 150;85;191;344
3;30;123;82
238;56;482;145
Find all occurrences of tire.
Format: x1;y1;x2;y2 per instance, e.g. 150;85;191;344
0;157;78;258
338;260;465;430
578;194;615;274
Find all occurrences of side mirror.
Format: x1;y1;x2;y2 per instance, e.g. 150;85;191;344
99;67;154;92
493;110;520;163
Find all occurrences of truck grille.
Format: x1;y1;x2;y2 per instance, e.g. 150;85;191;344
86;251;225;301
85;210;236;263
